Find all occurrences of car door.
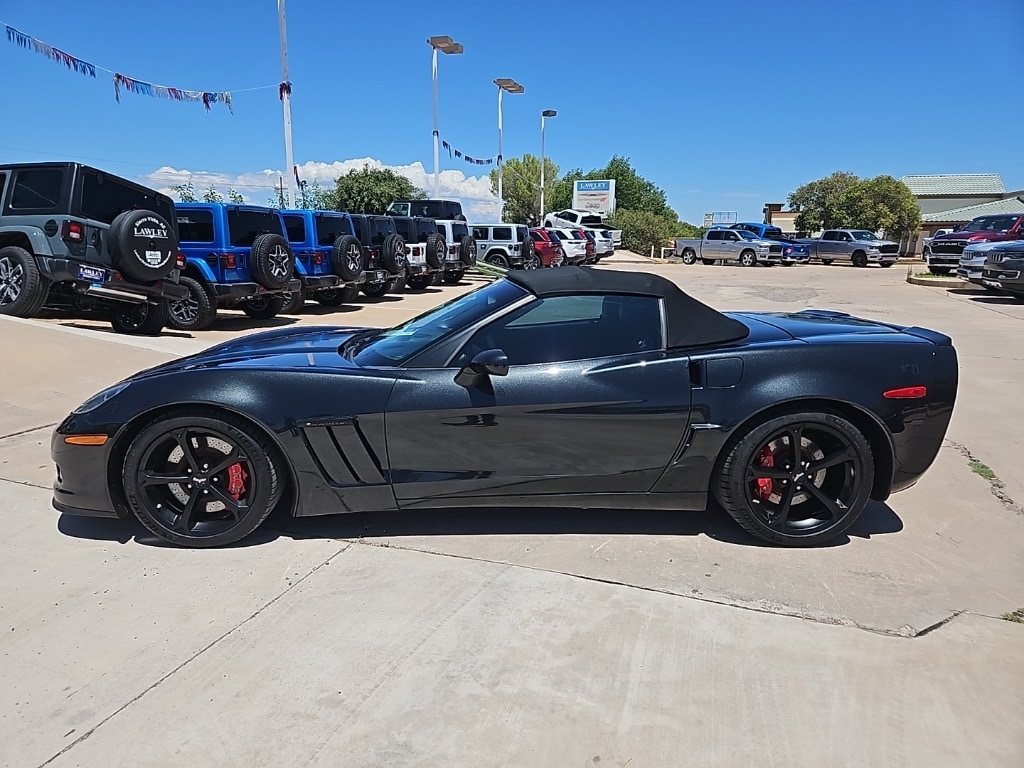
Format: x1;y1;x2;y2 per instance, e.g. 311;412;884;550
818;231;838;258
384;293;693;504
721;230;742;260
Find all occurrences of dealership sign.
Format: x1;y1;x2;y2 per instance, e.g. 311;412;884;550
572;180;616;215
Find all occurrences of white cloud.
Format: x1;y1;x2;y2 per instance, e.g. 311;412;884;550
140;158;503;220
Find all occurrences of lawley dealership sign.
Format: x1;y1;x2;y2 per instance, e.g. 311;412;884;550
572;180;616;216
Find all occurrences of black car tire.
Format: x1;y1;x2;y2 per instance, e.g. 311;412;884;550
852;251;868;268
821;259;834;265
485;252;510;269
361;280;395;298
280;287;306;314
714;410;874;547
250;234;294;290
701;258;715;266
879;262;895;268
331;235;363;281
241;295;285;320
122;411;283;548
315;288;345;306
168;276;217;331
781;261;793;266
109;210;179;283
681;249;697;265
381;234;407;275
459;236;478;267
0;245;49;318
425;233;445;269
524;251;541;270
110;300;168;336
407;274;433;290
739;250;757;267
443;271;464;284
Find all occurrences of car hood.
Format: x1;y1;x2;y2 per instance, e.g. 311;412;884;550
137;326;379;377
934;231;1005;243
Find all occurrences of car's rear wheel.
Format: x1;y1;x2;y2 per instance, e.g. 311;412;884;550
280;287;306;314
122;412;283;548
879;261;895;268
701;258;714;266
0;245;49;317
714;411;874;547
821;259;834;265
485;252;510;269
681;249;697;265
241;295;284;320
443;271;464;284
111;300;168;336
852;251;868;268
407;274;433;290
168;276;216;331
524;251;541;270
361;281;393;298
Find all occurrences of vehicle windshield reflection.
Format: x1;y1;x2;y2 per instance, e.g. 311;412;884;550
348;280;528;367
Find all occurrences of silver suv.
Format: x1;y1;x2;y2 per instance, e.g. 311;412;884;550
472;223;538;269
435;219;478;284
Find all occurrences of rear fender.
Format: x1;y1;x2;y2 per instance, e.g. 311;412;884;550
0;226;55;257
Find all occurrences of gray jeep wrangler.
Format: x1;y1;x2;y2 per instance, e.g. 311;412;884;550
0;162;186;335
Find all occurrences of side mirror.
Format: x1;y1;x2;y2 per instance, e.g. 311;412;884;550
455;349;509;387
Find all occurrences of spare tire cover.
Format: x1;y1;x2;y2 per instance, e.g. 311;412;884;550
110;210;179;282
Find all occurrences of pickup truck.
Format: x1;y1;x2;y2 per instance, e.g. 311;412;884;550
805;229;899;267
280;209;366;312
674;228;781;266
543;209;622;248
927;214;1024;275
730;222;810;265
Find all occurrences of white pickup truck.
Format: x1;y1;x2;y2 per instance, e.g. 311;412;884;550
674;228;782;266
543;208;622;248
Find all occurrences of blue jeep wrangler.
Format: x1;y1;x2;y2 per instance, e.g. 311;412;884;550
280;209;365;310
169;203;299;331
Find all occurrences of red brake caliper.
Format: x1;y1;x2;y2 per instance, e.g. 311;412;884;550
226;462;248;500
755;446;774;500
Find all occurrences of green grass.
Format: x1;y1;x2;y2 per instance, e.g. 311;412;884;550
968;459;1002;486
1000;609;1024;624
913;272;958;279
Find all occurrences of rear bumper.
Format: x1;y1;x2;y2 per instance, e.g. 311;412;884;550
299;274;341;290
37;257;187;302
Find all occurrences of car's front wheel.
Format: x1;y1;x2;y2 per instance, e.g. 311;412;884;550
122;411;284;547
739;250;757;267
713;410;874;547
168;277;216;331
111;300;168;336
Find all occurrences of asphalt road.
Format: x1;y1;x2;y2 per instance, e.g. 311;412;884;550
2;262;1022;767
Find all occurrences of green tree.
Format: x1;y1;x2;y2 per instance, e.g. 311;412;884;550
327;165;424;214
846;175;921;240
296;180;333;210
546;168;583;213
170;179;197;203
543;156;671;218
226;188;245;204
606;209;678;257
488;154;560;225
202;186;224;204
787;171;861;233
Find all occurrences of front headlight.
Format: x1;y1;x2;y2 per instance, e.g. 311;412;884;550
74;381;130;414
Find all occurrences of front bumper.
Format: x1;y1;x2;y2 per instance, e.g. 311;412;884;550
37;257;187;302
51;420;119;518
927;255;960;268
982;265;1024;292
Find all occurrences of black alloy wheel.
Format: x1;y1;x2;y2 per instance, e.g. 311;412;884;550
123;412;283;547
110;300;168;336
714;411;874;546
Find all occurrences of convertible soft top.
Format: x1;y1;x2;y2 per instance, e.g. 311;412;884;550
504;267;749;348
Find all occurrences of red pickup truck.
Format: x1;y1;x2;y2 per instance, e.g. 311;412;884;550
926;213;1024;274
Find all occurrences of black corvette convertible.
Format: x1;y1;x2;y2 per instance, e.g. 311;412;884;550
52;267;958;548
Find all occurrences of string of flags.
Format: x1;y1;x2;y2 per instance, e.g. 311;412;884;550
4;22;247;112
440;136;496;166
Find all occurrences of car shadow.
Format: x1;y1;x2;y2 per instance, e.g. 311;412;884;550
55;322;196;340
208;315;299;331
56;500;903;550
287;303;364;316
947;288;1023;304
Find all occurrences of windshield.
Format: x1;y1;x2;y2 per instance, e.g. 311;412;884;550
735;230;760;240
963;216;1019;233
350;280;528;366
849;230;878;240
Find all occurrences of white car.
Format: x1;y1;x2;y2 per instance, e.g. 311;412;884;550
543;208;622;247
589;229;614;258
958;240;1013;285
547;228;589;265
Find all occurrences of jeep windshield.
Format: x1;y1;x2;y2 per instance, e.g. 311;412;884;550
346;279;527;366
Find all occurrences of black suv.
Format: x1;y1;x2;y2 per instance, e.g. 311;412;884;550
348;214;407;297
0;162;185;334
391;216;445;290
386;198;466;222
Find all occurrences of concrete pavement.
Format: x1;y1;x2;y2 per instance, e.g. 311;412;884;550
2;264;1023;767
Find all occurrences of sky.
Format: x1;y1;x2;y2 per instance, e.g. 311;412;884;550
1;0;1022;224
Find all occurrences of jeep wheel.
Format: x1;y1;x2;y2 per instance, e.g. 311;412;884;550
111;300;168;336
0;246;49;318
407;274;433;290
250;234;294;290
442;271;464;284
361;281;394;298
241;295;284;320
425;234;445;269
459;236;478;267
485;252;510;269
331;236;363;282
280;287;306;314
109;210;179;283
168;276;217;331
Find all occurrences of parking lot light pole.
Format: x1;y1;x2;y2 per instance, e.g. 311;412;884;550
428;36;463;198
539;110;557;223
277;0;296;208
494;78;524;209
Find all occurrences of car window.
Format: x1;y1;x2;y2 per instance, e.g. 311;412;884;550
316;214;350;245
282;214;306;243
415;220;437;240
387;202;410;217
452;223;469;242
177;209;215;242
79;170;174;225
0;173;7;206
10;169;63;210
472;227;488;240
226;208;284;246
370;218;394;245
456;293;663;367
706;231;721;241
821;231;836;240
350;217;366;242
393;218;414;240
493;227;512;241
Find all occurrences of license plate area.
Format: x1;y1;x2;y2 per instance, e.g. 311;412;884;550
77;264;106;283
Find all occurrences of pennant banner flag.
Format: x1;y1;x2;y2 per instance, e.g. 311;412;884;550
441;137;495;166
5;22;237;112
